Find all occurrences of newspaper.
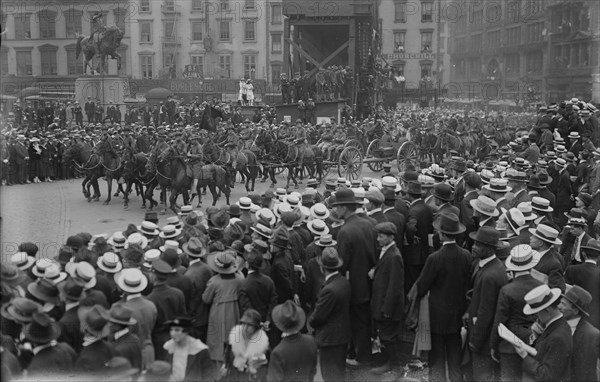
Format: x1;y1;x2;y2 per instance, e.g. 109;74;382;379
497;323;538;356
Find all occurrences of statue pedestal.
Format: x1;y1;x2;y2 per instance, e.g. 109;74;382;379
75;75;130;123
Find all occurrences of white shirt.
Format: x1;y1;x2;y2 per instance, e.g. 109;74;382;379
65;301;79;312
585;259;598;265
114;328;130;341
126;293;142;301
573;232;585;262
368;208;382;216
382;207;395;214
188;258;201;267
544;313;564;333
479;255;497;268
379;242;395;259
442;241;456;246
32;342;55;355
567;317;581;335
172;340;189;382
325;271;339;283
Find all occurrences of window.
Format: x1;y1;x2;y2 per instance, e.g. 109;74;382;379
192;0;203;11
140;21;152;43
245;0;255;9
163;52;176;69
15;14;31;39
164;0;175;11
1;49;8;75
243;55;257;79
505;53;520;74
140;55;153;78
140;0;150;12
221;0;230;11
395;2;406;22
191;22;203;41
191;55;204;73
64;10;82;39
272;34;282;53
487;30;501;48
164;21;175;41
393;61;405;77
506;26;521;46
114;8;127;34
39;10;56;38
420;62;432;78
454;59;466;76
393;31;406;52
244;21;256;41
219;20;231;41
40;49;57;75
271;64;282;83
507;2;519;23
422;2;434;22
218;55;231;78
66;47;84;75
16;50;32;75
421;31;433;51
472;9;483;26
471;34;482;52
271;4;282;24
526;51;543;73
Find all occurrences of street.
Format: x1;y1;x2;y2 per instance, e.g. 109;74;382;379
0;166;384;262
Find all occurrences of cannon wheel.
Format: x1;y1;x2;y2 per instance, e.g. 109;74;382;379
397;141;418;174
338;146;363;181
344;139;363;152
366;139;384;172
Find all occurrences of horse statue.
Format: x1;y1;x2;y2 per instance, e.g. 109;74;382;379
76;25;124;75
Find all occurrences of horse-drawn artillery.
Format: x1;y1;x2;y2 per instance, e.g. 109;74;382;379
364;136;418;174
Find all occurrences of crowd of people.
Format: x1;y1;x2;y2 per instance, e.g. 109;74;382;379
1;96;600;382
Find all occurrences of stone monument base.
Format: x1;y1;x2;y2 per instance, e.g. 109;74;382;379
75;75;130;123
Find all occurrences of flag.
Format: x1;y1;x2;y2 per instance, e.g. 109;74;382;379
199;105;224;132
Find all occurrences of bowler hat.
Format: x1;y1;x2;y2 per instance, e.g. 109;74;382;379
433;183;453;202
272;300;306;333
433;212;466;235
562;285;592;316
330;188;362;206
469;226;501;248
406;181;423;196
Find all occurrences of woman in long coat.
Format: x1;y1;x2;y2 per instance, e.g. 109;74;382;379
202;251;244;362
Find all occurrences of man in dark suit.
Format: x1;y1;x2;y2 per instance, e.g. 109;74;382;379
460;173;482;228
160;248;193;302
58;278;85;353
332;187;377;365
147;260;187;361
558;285;600;382
238;251;278;329
514;285;572;382
559;217;592;266
417;212;471;382
404;181;434;293
490;244;544;381
565;239;600;329
554;159;574;226
85;97;95;123
12;136;29;184
369;222;405;376
529;225;566;292
75;305;117;373
308;247;351;382
108;303;142;370
183;238;214;341
268;301;317;382
364;189;387;225
466;227;508;380
381;189;405;248
24;312;77;377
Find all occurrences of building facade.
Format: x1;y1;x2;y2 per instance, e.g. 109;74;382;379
1;0;131;98
447;0;599;105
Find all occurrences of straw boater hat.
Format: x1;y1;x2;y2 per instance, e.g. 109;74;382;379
255;208;276;226
159;225;181;239
483;178;511;193
381;176;402;192
97;252;123;274
523;284;562;315
115;268;148;294
67;261;97;289
470;195;500;217
32;258;58;278
237;197;253;210
505;244;540;271
531;197;553;213
528;224;563;246
159;240;183;255
11;252;35;271
42;263;68;284
165;216;183;230
127;232;149;249
501;208;527;234
250;223;273;240
138;221;160;236
316;234;337;247
274;202;293;218
310;203;330;220
108;232;128;251
307;219;329;236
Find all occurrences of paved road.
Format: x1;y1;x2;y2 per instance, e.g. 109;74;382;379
1;166;383;262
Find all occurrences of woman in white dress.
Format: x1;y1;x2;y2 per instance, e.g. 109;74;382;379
246;79;254;106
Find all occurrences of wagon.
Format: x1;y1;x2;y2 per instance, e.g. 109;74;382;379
364;137;419;174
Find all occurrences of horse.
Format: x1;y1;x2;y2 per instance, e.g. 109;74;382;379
227;148;260;192
63;142;102;202
120;151;155;210
92;140;121;205
146;146;192;214
76;26;124;75
193;164;234;207
268;139;302;189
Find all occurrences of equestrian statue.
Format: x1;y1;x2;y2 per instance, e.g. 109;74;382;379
76;12;124;75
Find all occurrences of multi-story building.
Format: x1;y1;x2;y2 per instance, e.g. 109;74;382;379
379;0;451;105
447;0;599;105
1;0;131;99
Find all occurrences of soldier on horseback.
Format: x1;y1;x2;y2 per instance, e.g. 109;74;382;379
187;135;203;199
91;12;106;60
293;120;308;168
